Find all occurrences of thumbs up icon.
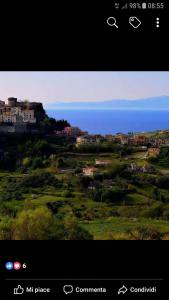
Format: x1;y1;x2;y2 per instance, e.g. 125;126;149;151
14;285;24;295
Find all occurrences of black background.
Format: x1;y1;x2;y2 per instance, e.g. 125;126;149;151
0;0;169;298
0;0;168;70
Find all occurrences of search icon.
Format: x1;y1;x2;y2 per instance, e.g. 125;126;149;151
107;17;119;28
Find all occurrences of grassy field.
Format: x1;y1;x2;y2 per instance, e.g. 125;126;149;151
81;217;169;239
1;134;169;239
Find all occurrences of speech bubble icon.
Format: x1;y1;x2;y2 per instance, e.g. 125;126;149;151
63;285;73;295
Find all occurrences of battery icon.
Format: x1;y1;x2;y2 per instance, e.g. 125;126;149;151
142;3;147;9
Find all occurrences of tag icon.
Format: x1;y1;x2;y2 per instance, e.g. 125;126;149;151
129;17;141;28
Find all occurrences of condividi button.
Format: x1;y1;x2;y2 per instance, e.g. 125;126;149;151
130;286;157;294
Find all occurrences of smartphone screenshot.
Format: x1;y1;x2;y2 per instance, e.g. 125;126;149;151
0;0;168;298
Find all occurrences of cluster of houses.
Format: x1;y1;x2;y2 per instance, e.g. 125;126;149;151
55;126;86;137
54;125;169;167
127;163;154;173
54;126;169;179
75;132;165;160
82;160;155;178
114;133;167;147
55;128;165;169
76;135;101;146
74;132;167;147
82;159;112;176
55;126;104;145
54;122;169;152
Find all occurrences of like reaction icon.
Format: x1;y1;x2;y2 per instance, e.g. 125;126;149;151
14;285;24;295
5;262;13;271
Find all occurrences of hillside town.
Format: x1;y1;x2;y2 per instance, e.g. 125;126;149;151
50;120;169;185
0;97;45;133
0;98;168;172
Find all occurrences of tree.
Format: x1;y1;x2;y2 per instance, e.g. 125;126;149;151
158;176;169;189
31;157;43;169
152;187;161;201
63;214;93;240
57;158;65;168
148;156;159;163
102;188;125;203
22;157;32;168
12;207;53;240
0;217;13;240
93;173;104;181
78;176;93;190
1;206;93;240
91;189;103;202
55;119;70;131
104;163;126;179
63;190;74;198
20;171;58;188
41;118;70;133
33;140;51;156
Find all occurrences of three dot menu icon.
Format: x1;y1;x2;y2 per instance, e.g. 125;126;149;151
156;18;160;28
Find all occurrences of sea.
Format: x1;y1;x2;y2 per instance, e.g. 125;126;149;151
47;109;169;135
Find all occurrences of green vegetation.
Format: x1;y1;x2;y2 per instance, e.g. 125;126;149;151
0;131;169;240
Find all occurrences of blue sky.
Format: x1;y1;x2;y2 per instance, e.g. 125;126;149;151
0;72;168;105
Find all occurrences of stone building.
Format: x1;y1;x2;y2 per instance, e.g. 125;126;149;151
0;97;45;133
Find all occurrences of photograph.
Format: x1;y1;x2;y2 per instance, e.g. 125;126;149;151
0;71;169;240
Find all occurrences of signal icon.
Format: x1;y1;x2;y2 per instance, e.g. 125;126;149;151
122;3;128;10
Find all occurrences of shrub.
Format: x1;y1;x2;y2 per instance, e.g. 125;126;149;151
140;203;164;218
63;191;74;198
11;207;93;240
93;173;104;181
20;171;58;188
12;207;53;240
22;157;32;168
46;201;64;214
0;217;13;240
78;176;93;190
31;157;44;169
117;206;140;218
63;214;93;240
148;157;159;163
104;163;126;179
162;210;169;220
102;188;125;203
158;176;169;189
57;158;65;168
126;226;164;240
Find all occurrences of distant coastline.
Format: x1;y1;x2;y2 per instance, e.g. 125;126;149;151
46;95;169;111
47;109;169;135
